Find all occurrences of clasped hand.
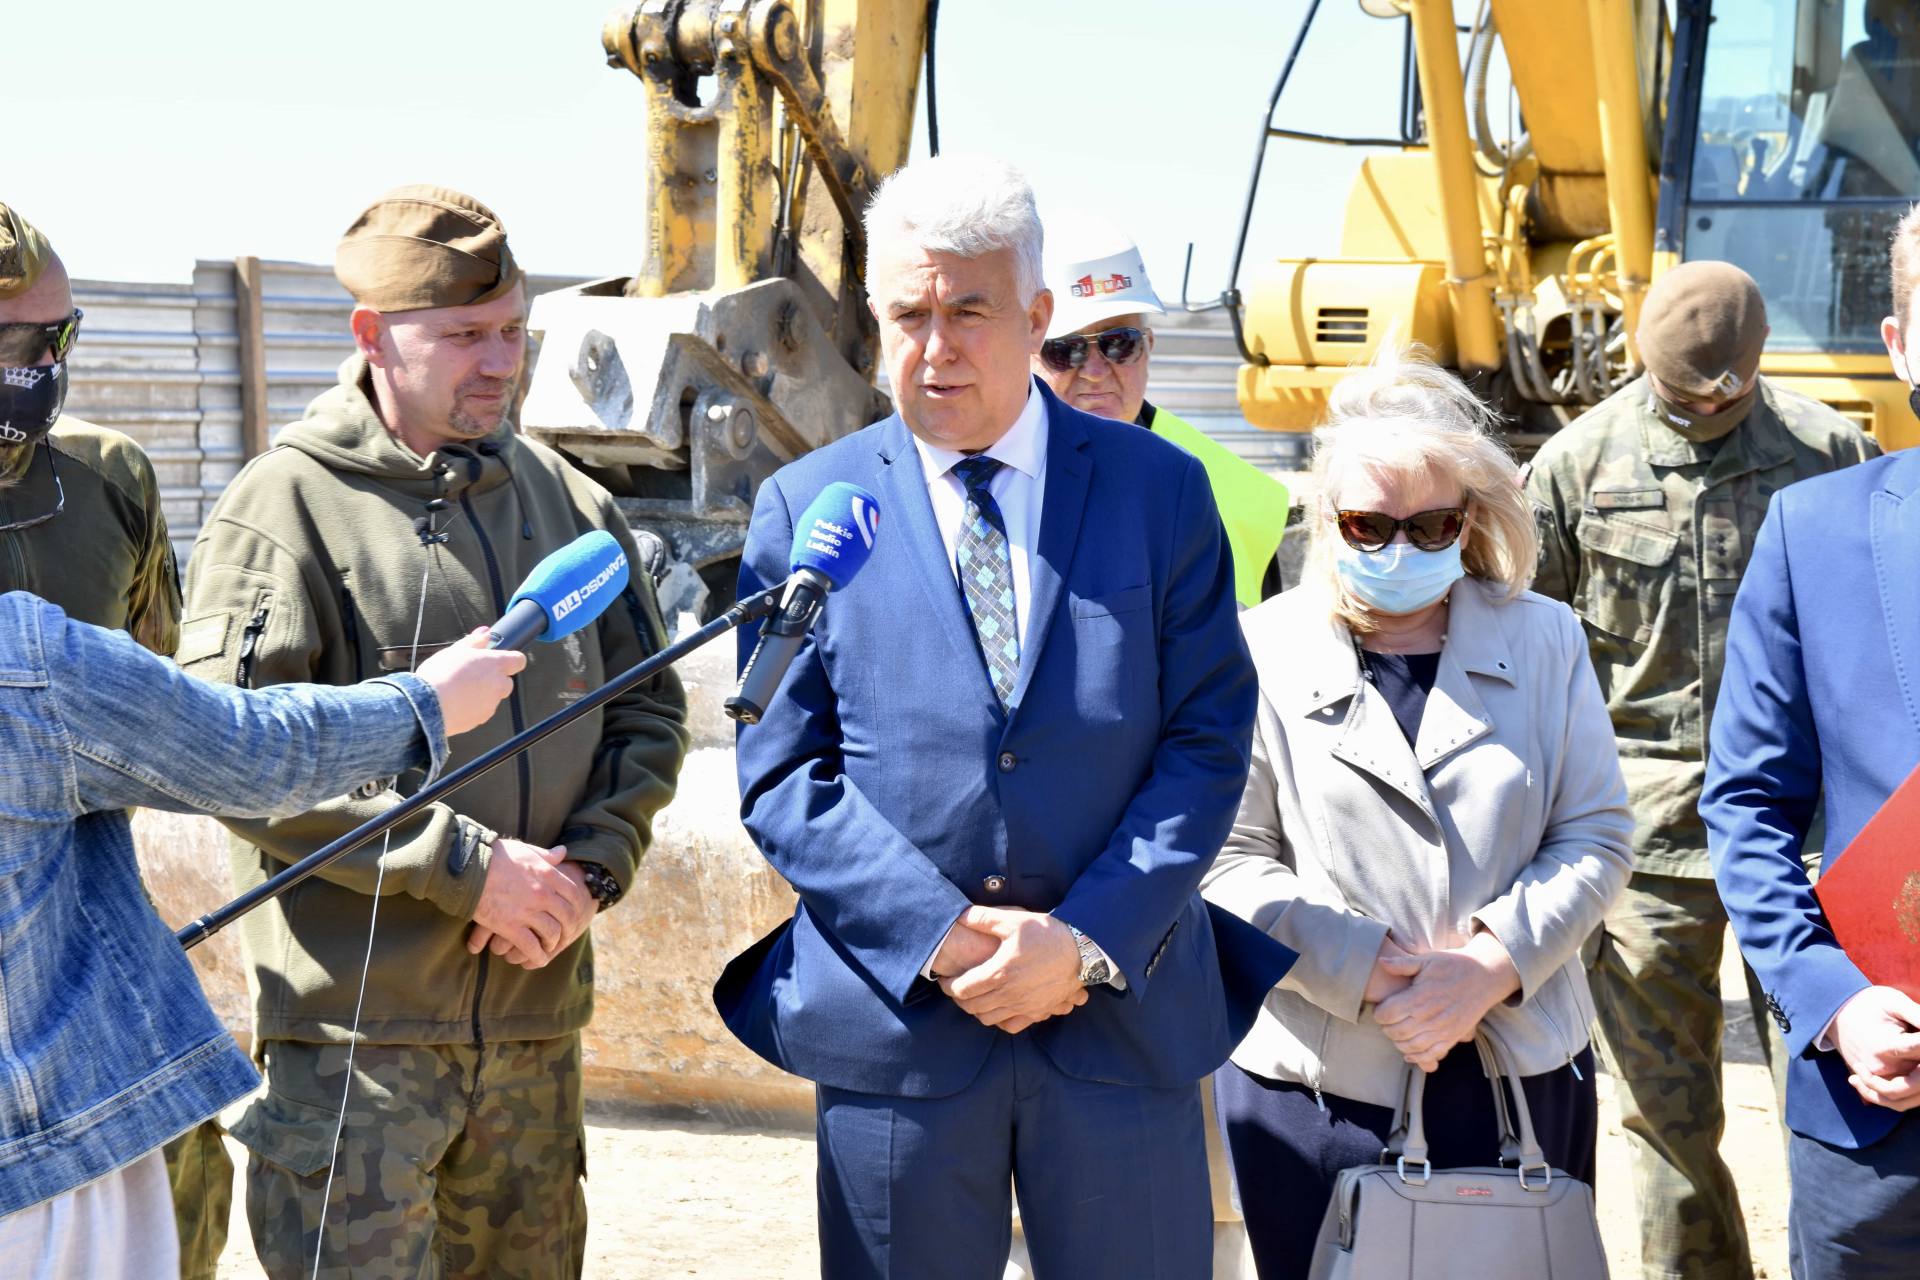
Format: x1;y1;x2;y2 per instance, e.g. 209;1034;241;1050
467;838;596;969
1831;986;1920;1111
1366;930;1521;1073
932;906;1089;1035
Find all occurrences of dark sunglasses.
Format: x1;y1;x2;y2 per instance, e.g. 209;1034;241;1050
1038;325;1147;374
0;309;82;367
1335;507;1467;553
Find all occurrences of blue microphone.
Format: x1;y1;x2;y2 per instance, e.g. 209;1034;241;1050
726;482;881;724
487;530;631;651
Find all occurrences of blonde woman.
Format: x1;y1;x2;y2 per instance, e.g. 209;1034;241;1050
1202;349;1633;1278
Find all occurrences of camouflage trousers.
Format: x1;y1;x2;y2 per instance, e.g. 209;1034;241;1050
234;1035;586;1280
161;1119;232;1280
1592;873;1786;1280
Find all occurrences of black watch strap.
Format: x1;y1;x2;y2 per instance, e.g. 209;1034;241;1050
576;860;621;911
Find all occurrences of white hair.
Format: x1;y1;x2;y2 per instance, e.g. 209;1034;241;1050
1307;345;1538;631
863;155;1045;302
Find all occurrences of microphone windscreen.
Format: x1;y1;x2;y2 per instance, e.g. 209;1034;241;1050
506;530;631;642
789;482;880;590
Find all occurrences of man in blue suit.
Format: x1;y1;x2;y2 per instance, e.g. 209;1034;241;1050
1703;204;1920;1279
716;155;1289;1278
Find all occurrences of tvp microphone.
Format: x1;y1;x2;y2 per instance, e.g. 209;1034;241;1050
725;481;880;724
488;530;631;651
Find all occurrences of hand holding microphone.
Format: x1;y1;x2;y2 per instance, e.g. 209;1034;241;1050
416;631;527;735
411;531;631;735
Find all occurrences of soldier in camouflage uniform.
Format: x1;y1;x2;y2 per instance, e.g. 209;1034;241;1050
0;203;231;1280
181;188;689;1279
1526;261;1878;1280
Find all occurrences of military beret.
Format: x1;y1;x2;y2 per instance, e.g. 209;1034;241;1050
0;204;53;302
1637;260;1768;401
334;185;522;313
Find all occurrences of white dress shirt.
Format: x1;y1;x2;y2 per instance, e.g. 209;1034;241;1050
910;381;1124;989
909;379;1048;648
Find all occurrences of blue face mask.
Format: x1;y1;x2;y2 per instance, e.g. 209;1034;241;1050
1335;539;1465;615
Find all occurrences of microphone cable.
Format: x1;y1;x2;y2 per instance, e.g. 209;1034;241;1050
310;554;435;1280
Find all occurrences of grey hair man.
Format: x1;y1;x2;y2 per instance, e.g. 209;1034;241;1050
717;153;1289;1278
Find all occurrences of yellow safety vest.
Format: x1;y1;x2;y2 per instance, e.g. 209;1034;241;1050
1146;406;1291;607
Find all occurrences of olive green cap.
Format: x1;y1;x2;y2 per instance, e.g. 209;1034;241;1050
334;185;522;313
1637;260;1768;400
0;204;53;301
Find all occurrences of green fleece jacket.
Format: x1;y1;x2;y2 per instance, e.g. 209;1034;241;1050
0;417;180;655
180;357;689;1045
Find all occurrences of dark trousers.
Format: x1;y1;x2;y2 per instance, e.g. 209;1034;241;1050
1214;1045;1597;1280
813;1033;1210;1280
1788;1114;1920;1280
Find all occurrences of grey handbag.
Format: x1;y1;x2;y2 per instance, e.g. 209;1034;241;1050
1305;1027;1609;1280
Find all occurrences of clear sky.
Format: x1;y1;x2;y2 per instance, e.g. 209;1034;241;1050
14;0;1416;296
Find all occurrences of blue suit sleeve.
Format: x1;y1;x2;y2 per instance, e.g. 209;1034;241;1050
1052;455;1258;994
1704;495;1868;1057
734;475;974;1004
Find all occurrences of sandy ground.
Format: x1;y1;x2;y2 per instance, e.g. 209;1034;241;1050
217;938;1790;1279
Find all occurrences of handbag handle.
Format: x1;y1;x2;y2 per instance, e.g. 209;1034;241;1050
1384;1061;1433;1184
1477;1024;1551;1187
1472;1034;1522;1165
1385;1025;1552;1189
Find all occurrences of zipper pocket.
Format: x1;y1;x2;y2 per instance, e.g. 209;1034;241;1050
1310;1008;1335;1110
236;600;271;688
1534;966;1582;1079
460;488;531;839
340;586;365;680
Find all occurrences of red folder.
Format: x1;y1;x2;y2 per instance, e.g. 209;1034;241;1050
1814;763;1920;999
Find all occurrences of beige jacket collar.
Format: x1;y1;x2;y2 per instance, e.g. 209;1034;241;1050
1264;579;1520;815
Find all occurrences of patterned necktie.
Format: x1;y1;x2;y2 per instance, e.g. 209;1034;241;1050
950;455;1020;709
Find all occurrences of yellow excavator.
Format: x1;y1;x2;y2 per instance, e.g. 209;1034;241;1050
518;0;1920;615
1219;0;1919;453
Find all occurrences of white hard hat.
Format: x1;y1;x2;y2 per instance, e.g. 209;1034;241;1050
1043;210;1165;339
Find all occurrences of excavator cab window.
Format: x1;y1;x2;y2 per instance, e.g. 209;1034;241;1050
1676;0;1920;351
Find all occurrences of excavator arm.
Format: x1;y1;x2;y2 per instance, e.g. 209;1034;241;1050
521;0;929;617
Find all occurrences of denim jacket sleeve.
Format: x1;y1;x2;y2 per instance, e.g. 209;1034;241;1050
34;600;448;819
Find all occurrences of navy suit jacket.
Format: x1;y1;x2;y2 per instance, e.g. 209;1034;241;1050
716;381;1293;1098
1704;448;1920;1148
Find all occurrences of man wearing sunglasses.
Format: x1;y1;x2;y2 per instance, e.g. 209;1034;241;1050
1032;217;1290;608
0;205;180;657
1526;260;1877;1280
0;204;234;1278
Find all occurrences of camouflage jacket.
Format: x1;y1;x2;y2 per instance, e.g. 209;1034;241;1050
0;416;180;655
1526;374;1878;876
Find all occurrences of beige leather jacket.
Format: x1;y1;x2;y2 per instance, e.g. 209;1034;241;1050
1201;578;1632;1107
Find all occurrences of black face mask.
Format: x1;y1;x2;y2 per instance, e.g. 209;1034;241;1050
1909;383;1920;424
0;362;67;449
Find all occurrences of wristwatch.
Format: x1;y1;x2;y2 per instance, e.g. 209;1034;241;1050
575;860;621;912
1067;925;1111;987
